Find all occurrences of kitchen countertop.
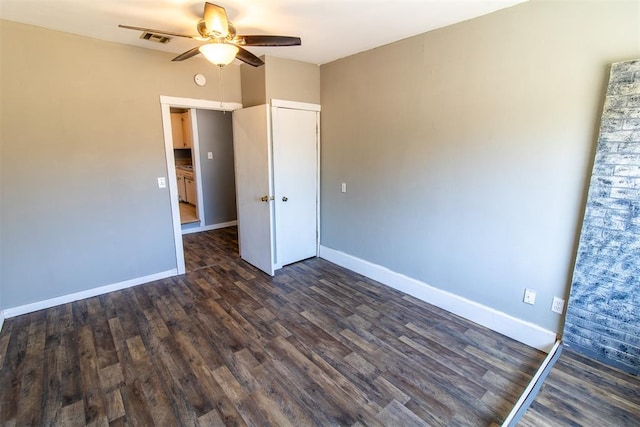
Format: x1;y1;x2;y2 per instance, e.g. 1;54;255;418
176;166;194;178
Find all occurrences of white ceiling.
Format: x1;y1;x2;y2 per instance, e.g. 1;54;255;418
0;0;526;65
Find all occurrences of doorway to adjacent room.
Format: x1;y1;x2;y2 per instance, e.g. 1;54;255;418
160;96;242;275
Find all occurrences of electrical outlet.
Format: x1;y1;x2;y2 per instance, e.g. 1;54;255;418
523;289;536;305
207;152;213;159
551;297;565;314
157;177;166;189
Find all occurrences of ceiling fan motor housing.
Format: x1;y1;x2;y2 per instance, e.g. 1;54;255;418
198;20;237;40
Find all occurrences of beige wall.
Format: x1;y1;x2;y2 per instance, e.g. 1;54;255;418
320;0;640;332
240;55;320;107
265;56;320;104
0;19;241;308
240;61;266;107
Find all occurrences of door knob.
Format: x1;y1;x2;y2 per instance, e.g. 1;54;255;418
282;196;288;202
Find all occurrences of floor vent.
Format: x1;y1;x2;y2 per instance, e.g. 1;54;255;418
140;32;172;44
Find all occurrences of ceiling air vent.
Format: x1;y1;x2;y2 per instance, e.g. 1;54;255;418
140;32;172;44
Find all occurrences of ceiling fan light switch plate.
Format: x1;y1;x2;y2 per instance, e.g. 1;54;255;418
194;73;206;86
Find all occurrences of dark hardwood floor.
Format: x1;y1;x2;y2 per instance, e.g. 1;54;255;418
183;226;239;273
1;227;550;425
520;348;640;426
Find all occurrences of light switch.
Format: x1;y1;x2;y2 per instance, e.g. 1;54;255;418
207;152;213;159
157;177;166;189
341;182;347;193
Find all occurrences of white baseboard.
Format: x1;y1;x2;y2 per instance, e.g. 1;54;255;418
3;269;177;319
0;310;4;332
182;220;238;235
319;245;557;352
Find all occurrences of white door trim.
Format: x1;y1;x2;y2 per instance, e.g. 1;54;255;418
271;99;321;112
160;96;242;111
315;110;321;256
160;96;242;275
188;109;206;224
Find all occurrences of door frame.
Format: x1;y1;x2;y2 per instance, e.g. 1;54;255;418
188;108;205;224
160;95;242;275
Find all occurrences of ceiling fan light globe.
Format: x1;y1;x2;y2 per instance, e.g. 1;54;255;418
199;43;239;66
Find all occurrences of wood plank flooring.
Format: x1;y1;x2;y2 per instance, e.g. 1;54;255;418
520;348;640;426
183;226;238;273
0;227;547;426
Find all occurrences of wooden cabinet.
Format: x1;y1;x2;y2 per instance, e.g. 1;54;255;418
176;167;197;207
176;175;186;202
171;113;184;149
181;112;193;148
185;177;197;205
171;111;193;149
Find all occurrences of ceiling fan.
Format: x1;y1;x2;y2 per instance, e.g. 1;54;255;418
119;2;301;67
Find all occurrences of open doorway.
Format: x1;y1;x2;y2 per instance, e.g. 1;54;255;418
169;107;199;225
160;96;242;274
181;108;237;236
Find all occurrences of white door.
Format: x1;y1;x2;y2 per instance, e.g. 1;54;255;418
272;107;318;267
232;105;275;275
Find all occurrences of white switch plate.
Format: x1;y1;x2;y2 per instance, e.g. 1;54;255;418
207;152;213;159
523;288;536;305
157;177;166;189
341;182;347;193
551;297;565;314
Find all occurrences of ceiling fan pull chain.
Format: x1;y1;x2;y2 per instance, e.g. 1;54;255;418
218;65;226;112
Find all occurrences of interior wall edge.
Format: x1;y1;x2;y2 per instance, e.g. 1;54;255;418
319;245;557;352
2;269;177;319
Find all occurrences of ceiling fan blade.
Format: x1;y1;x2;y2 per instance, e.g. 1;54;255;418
235;46;264;67
172;46;202;62
204;2;229;37
237;35;302;47
118;24;195;39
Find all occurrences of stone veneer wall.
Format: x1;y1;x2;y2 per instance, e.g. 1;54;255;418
565;59;640;375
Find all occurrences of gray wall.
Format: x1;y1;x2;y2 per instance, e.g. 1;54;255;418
0;20;241;309
195;109;237;225
565;59;640;375
320;0;640;333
